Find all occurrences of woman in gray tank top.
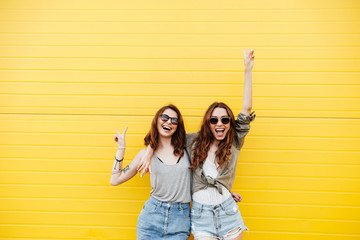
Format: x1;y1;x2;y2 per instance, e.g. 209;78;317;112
110;104;191;240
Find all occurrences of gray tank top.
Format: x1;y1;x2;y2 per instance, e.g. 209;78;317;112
150;151;191;203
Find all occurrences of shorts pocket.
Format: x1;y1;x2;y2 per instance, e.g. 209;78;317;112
224;201;239;216
142;200;159;213
191;206;202;219
181;205;191;219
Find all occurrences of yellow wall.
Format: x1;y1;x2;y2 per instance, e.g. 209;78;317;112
0;0;359;239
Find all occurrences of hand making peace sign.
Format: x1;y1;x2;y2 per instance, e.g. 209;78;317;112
114;127;128;149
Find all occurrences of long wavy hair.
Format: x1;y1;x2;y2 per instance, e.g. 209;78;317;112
144;104;186;157
190;102;236;170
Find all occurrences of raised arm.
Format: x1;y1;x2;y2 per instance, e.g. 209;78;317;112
241;48;255;116
110;127;145;186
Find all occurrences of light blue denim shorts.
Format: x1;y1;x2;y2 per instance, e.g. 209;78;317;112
136;195;191;240
191;196;248;239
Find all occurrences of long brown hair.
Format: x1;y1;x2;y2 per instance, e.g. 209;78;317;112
190;102;236;170
144;104;186;157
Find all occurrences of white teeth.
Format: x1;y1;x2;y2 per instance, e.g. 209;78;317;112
163;126;171;131
215;129;225;133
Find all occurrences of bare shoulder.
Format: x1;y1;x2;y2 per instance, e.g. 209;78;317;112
136;148;147;157
132;148;148;162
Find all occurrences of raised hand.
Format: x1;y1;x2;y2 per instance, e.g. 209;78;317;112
137;145;154;177
243;48;255;71
114;127;128;149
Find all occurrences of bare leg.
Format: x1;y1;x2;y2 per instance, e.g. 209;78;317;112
223;227;243;240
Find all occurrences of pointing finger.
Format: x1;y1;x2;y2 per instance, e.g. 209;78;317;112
243;48;246;59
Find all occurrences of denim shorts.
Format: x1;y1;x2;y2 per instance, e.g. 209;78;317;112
136;195;191;240
191;197;248;239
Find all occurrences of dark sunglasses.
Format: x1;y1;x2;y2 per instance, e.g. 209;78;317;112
160;114;179;125
209;116;231;125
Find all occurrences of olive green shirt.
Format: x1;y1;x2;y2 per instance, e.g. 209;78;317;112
186;112;255;195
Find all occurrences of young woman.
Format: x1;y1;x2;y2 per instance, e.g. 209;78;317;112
138;48;255;240
110;104;192;240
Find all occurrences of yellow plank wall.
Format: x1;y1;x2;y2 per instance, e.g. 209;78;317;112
0;0;359;239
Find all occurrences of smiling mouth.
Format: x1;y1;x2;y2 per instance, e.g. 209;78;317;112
215;129;225;133
163;126;172;131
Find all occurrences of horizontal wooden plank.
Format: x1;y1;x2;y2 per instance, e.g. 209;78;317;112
1;34;359;47
242;204;360;221
0;115;358;137
0;133;358;151
1;70;359;85
0;95;359;117
0;172;359;192
0;225;359;240
235;176;360;192
249;232;360;240
0;211;358;235
0;171;150;187
0;184;152;200
1;46;360;59
1;82;359;98
1;58;359;72
1;9;360;21
1;0;359;10
0;211;139;227
0;198;358;221
0;225;136;239
0;198;144;214
2;185;359;206
238;190;360;207
240;150;360;165
1;159;359;179
1;22;359;34
0;106;358;119
1;147;359;166
244;217;360;235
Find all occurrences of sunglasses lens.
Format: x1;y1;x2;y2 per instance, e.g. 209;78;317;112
160;114;178;125
209;118;218;124
160;114;169;122
221;117;230;124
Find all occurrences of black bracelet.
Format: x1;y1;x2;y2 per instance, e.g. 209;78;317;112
114;156;123;170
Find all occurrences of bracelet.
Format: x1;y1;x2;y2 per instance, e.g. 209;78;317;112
114;156;123;169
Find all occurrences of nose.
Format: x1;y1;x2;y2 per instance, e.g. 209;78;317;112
165;118;173;124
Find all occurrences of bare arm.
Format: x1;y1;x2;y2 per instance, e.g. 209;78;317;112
109;127;146;186
110;149;146;186
241;48;255;116
136;144;154;177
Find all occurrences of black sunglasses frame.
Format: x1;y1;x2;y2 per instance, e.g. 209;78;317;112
160;114;179;125
209;116;231;125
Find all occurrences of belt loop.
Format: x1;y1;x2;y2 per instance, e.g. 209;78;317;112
220;202;225;211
